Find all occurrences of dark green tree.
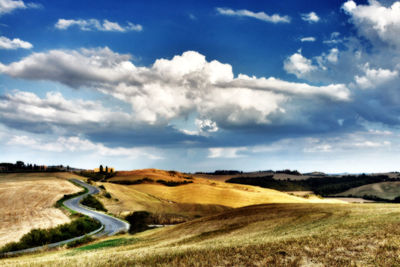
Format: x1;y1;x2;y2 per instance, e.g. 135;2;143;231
99;165;104;173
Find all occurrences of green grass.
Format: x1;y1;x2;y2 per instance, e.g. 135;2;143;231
74;238;139;251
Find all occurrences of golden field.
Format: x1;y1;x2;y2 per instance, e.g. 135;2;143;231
0;173;81;246
99;169;344;219
2;203;400;266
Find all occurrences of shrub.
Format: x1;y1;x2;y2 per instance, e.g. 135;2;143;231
99;185;106;190
0;217;100;253
104;192;112;199
109;178;154;185
156;180;193;186
81;195;107;212
125;211;153;234
66;235;94;248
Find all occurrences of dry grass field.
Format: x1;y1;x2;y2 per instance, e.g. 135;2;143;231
0;173;81;246
100;169;343;219
3;203;400;266
100;182;231;219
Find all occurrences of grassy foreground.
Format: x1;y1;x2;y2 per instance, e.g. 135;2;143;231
2;203;400;266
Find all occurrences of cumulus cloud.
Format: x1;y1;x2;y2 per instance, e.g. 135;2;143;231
0;48;350;130
342;0;400;47
283;50;317;78
0;90;135;133
300;37;316;42
301;11;320;23
0;36;32;49
0;0;23;14
355;63;398;89
55;18;143;32
216;7;290;23
0;0;39;15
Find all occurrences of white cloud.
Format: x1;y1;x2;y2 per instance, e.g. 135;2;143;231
342;0;400;47
0;0;39;15
283;50;317;78
0;90;135;131
0;0;24;15
326;48;339;63
0;36;32;49
216;7;290;23
55;18;143;32
300;37;316;42
301;11;320;23
208;147;247;158
195;118;218;133
7;135;161;159
0;48;350;129
355;63;398;89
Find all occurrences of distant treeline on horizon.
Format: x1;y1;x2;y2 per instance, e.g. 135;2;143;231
195;169;301;175
0;161;71;173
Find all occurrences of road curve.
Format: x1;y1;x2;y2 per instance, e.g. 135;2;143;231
64;179;129;236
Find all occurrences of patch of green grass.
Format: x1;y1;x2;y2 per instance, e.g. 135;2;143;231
75;238;139;251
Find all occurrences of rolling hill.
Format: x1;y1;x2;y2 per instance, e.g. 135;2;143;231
334;181;400;200
3;203;400;266
98;169;344;220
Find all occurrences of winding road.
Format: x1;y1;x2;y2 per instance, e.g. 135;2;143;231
1;179;129;256
64;179;129;236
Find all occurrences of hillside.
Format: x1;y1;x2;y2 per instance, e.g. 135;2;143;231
99;182;231;219
96;169;344;221
334;181;400;200
3;203;400;266
0;173;81;246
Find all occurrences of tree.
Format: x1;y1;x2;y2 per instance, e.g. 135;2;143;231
16;161;25;168
105;166;109;173
99;165;104;173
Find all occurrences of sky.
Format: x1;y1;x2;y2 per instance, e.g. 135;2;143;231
1;0;400;173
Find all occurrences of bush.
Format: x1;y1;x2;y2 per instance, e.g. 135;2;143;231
104;192;112;199
109;178;154;185
99;185;106;190
156;180;193;186
0;217;100;253
81;195;107;212
66;235;93;248
125;211;153;234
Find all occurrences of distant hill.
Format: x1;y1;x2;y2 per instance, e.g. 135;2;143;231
334;181;400;200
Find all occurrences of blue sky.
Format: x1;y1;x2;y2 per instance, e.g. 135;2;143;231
1;0;400;173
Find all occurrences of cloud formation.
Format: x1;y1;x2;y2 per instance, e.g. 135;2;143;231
0;90;136;134
342;0;400;47
0;0;38;15
0;48;350;132
0;36;32;49
216;7;290;23
300;37;316;42
283;50;317;78
301;11;320;23
55;18;143;32
7;134;161;159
